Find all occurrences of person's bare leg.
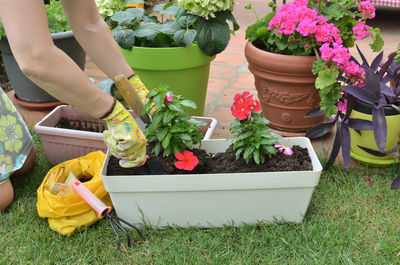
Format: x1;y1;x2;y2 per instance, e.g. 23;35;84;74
0;179;14;211
60;0;135;79
0;0;114;118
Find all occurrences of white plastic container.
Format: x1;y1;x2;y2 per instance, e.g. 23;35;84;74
101;137;323;227
34;105;217;165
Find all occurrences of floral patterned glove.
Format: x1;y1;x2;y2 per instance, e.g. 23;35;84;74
102;100;147;168
127;75;157;115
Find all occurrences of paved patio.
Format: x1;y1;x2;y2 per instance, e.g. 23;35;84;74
7;3;400;164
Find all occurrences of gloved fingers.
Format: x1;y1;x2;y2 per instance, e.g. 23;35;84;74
119;152;147;168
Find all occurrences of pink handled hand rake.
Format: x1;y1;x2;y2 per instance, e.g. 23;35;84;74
72;180;144;250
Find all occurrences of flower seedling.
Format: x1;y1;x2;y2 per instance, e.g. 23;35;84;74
143;84;206;158
229;91;281;164
174;151;199;171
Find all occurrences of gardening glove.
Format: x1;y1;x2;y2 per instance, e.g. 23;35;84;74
102;100;147;168
112;74;157;123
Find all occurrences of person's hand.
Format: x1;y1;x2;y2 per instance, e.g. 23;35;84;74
102;100;147;168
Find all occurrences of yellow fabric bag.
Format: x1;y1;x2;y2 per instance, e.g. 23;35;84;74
37;151;112;236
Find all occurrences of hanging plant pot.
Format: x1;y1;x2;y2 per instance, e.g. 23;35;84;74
120;44;215;116
0;31;86;105
349;99;400;167
100;137;322;227
244;42;324;136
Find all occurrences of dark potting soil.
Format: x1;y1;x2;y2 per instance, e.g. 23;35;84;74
107;144;313;176
55;117;107;133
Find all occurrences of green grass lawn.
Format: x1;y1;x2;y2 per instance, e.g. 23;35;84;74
1;133;400;264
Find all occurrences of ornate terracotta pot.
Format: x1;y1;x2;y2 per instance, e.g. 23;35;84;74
244;42;324;135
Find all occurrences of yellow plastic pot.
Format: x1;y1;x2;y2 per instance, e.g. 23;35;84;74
349;100;400;167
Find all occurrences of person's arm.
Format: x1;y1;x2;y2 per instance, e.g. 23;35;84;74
0;0;114;118
60;0;135;79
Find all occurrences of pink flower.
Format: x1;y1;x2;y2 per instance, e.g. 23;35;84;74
319;43;333;60
353;20;370;40
164;92;173;104
274;144;294;156
297;18;317;37
331;43;351;65
358;1;376;19
337;99;347;113
174;151;199;171
366;178;375;185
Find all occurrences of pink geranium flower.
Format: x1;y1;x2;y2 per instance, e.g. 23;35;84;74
174;151;199;171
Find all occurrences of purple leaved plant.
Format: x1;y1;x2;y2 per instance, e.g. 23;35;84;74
306;46;400;172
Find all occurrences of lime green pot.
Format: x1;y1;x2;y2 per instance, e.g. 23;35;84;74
120;44;215;116
349;100;400;167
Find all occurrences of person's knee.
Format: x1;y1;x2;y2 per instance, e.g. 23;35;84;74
0;179;14;211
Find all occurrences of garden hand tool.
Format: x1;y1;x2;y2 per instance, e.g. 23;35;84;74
113;74;152;124
72;180;144;250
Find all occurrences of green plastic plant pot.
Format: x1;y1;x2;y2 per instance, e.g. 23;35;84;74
120;44;215;116
349;101;400;167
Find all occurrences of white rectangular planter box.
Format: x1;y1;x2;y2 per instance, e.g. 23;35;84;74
34;105;217;165
101;137;322;227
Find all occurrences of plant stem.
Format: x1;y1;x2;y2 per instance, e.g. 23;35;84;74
313;47;320;60
252;7;259;20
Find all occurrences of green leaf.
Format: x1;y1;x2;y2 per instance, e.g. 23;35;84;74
170;123;187;133
125;7;144;18
153;142;161;156
113;28;135;50
111;11;138;24
168;101;184;113
177;15;197;28
214;11;239;32
315;68;339;90
134;22;160;38
322;3;344;20
152;3;180;16
179;99;197;109
243;146;255;160
156;127;169;141
163;109;176;124
171;143;181;155
369;28;384;52
162;133;172;149
194;17;230;56
253;149;260;164
177;133;192;141
174;29;196;47
160;22;181;35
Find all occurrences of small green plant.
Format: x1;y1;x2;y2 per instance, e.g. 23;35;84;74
108;2;239;56
143;84;206;157
229;91;281;164
0;0;70;39
395;42;400;65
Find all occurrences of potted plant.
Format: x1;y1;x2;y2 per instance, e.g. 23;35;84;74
0;0;86;107
306;46;400;171
100;88;323;227
244;0;383;135
103;0;239;115
33;102;217;165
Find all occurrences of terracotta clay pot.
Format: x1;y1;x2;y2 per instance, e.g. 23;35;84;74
244;42;325;135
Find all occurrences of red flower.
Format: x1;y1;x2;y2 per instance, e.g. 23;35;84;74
231;92;261;120
164;92;173;104
174;151;199;171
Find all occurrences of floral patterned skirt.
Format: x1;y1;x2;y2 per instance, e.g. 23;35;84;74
0;88;33;184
